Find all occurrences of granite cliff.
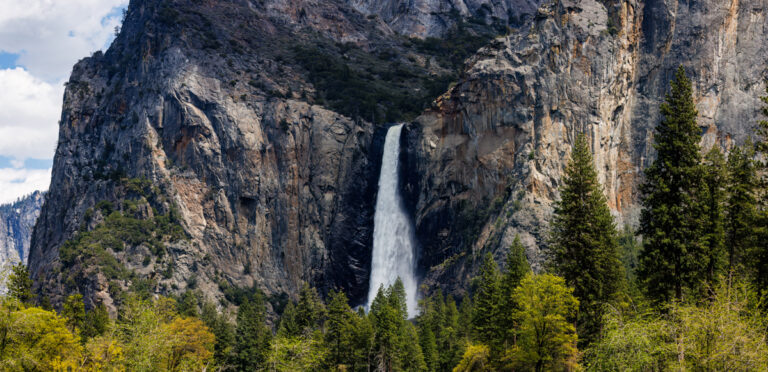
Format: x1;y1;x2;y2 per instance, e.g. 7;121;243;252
28;0;767;307
0;191;44;268
405;0;767;294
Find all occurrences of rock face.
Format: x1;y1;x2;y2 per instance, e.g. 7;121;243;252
348;0;540;37
0;191;45;267
405;0;768;295
27;0;498;309
28;0;768;307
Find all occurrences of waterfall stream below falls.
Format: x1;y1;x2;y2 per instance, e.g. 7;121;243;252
366;123;419;318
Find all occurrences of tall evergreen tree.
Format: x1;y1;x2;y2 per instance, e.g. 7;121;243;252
369;278;423;372
501;235;530;296
295;282;326;334
350;307;375;371
200;301;235;366
639;65;708;303
550;133;624;343
471;253;502;348
439;295;464;371
701;146;727;285
753;83;768;295
725;144;757;273
234;294;272;370
499;235;530;349
82;302;110;340
277;301;300;337
325;289;353;369
6;263;33;305
62;294;86;333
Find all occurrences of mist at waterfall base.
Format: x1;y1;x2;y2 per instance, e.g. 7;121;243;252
365;124;419;318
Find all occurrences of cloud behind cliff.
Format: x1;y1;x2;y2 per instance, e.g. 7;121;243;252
0;0;128;202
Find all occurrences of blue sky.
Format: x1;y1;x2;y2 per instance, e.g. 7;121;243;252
0;0;128;204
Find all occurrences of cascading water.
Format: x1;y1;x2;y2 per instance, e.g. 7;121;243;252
366;123;419;318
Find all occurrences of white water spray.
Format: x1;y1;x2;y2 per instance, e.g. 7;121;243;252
366;124;419;318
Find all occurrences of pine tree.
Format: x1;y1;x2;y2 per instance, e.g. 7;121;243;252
234;294;272;370
550;133;624;343
499;235;530;350
82;302;110;339
501;235;530;295
295;282;326;334
701;146;727;285
200;301;235;366
277;301;300;337
177;290;199;317
62;294;86;333
325;289;353;369
458;296;473;341
639;65;707;303
439;295;464;371
350;307;374;371
7;263;33;305
752;82;768;295
725;144;757;272
369;278;424;371
471;253;502;348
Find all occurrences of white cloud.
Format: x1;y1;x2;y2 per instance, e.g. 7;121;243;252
0;0;128;81
0;167;50;204
0;68;62;160
0;0;127;201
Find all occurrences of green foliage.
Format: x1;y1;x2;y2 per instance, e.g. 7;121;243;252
268;334;328;371
417;291;465;372
617;225;641;287
82;302;111;340
295;282;326;334
701;146;727;284
7;263;33;305
293;45;435;123
200;300;235;365
509;273;580;372
752;83;768;296
725;143;757;272
639;66;709;303
498;235;530;349
109;296;215;371
324;289;354;369
177;290;199;318
0;303;82;370
292;19;501;124
471;253;502;347
370;278;426;371
59;198;186;296
585;279;768;371
550;134;625;344
453;344;492;372
62;293;86;333
234;293;272;370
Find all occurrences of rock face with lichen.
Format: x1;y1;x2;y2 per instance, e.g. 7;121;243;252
404;0;768;296
28;0;768;308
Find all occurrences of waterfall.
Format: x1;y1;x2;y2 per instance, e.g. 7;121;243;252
366;123;419;318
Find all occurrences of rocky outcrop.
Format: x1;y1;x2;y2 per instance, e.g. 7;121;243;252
348;0;541;37
0;191;44;267
405;0;767;296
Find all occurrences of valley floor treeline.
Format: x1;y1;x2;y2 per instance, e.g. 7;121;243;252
3;69;768;371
